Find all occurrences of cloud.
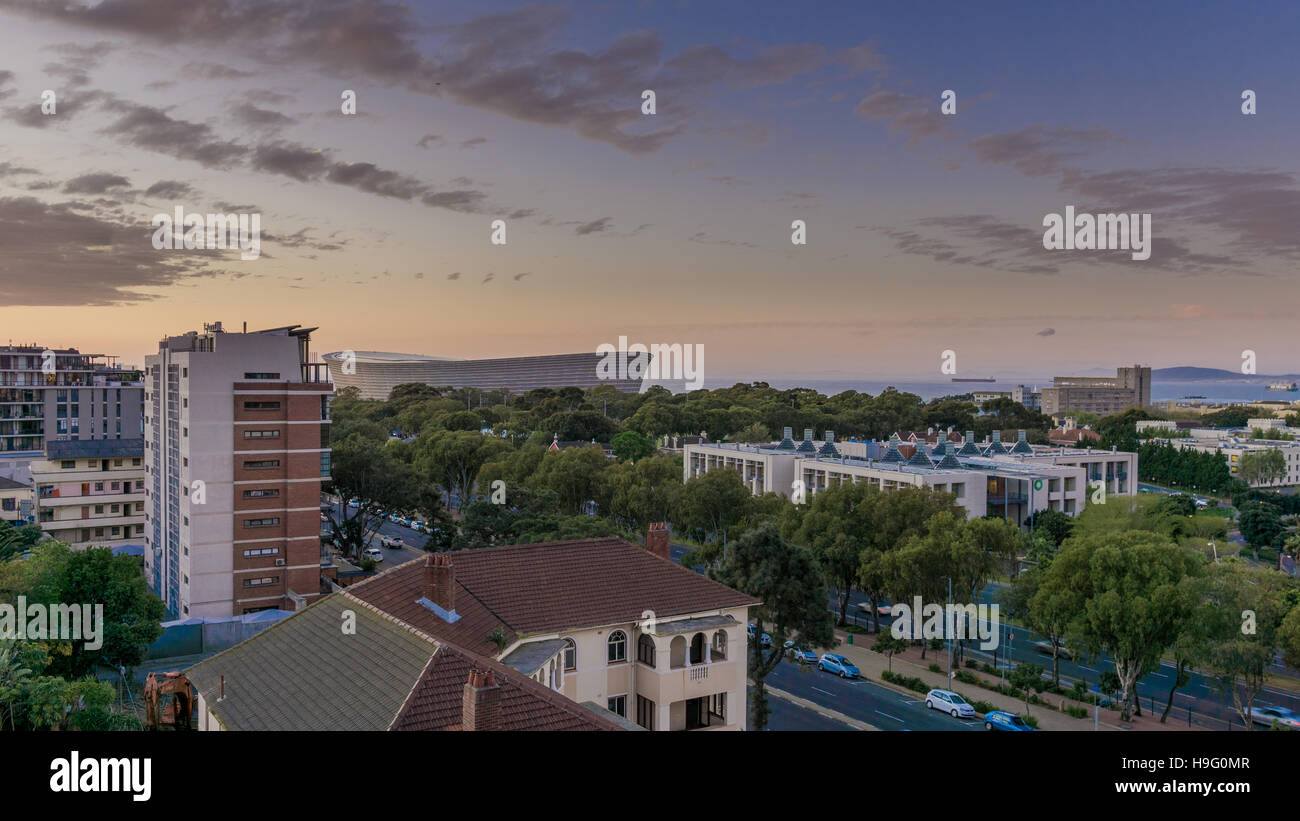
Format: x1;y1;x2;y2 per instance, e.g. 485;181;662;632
854;89;952;144
460;136;488;149
100;99;246;167
575;217;612;235
62;172;131;194
231;101;294;131
1036;328;1055;337
143;179;196;199
0;195;224;305
966;125;1118;178
0;0;881;154
0;160;39;177
446;271;460;280
0;69;15;100
416;133;444;148
513;271;531;280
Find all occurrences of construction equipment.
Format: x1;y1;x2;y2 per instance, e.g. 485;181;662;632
144;672;194;730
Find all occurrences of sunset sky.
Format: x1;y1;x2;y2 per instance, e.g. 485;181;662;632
1;0;1297;381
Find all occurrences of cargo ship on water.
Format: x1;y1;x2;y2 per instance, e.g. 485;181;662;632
951;377;996;383
1267;381;1298;392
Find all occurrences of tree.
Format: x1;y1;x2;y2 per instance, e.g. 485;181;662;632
1016;568;1073;687
1045;531;1202;721
0;521;42;562
1026;508;1074;547
1238;501;1283;554
414;430;511;511
872;631;909;671
1203;562;1295;729
326;435;418;560
1008;662;1045;716
1238;448;1287;487
710;523;834;731
610;430;654;462
856;488;965;635
529;445;611;515
673;469;754;549
787;480;875;626
1162;575;1214;723
604;455;681;535
730;422;771;443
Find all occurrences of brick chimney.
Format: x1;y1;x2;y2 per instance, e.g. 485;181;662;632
423;553;455;613
646;522;670;561
462;669;502;731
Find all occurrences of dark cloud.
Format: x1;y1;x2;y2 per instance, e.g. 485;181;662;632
460;136;487;149
231;101;294;131
100;99;246;167
0;195;222;305
0;69;15;100
420;189;486;212
513;271;530;280
967;125;1117;178
0;0;880;154
4;89;104;127
0;161;39;177
575;217;612;235
63;172;131;194
853;89;952;145
1036;328;1056;337
185;61;256;79
416;132;444;148
446;272;461;280
326;162;428;199
143;179;196;199
251;140;330;181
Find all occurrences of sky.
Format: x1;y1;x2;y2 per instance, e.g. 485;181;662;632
0;0;1297;381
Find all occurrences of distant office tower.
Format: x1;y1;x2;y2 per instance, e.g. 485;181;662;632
322;351;645;400
144;323;332;619
1040;365;1151;416
0;346;143;458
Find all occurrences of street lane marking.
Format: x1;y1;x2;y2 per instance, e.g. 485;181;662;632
875;710;903;722
812;687;834;696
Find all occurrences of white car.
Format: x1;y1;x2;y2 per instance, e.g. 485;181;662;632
1250;704;1300;730
362;547;384;563
925;688;975;719
380;535;404;548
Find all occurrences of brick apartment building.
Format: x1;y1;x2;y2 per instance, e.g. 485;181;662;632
144;322;332;618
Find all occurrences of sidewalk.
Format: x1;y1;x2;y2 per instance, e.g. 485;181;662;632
823;629;1135;731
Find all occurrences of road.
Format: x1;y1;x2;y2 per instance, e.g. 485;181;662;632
830;584;1300;729
322;500;428;566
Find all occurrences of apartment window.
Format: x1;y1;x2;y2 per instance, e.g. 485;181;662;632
243;489;280;498
562;638;577;671
637;634;657;667
110;504;119;513
113;459;123;467
242;547;280;558
243;576;279;588
243;401;281;410
635;695;655;731
244;517;281;528
606;695;627;718
110;481;119;491
60;460;75;469
244;430;280;439
243;460;281;470
244;372;281;380
94;482;103;491
182;368;187;377
94;505;104;514
952;482;965;499
607;630;627;664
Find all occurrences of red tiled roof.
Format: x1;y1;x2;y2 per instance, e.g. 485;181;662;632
348;537;759;646
390;640;620;731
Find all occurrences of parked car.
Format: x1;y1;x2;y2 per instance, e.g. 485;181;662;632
1250;704;1300;730
817;654;860;678
787;646;818;664
925;689;975;718
746;623;772;647
380;535;404;548
1033;640;1072;659
362;547;384;563
983;710;1034;731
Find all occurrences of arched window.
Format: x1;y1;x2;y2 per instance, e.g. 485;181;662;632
637;634;656;667
712;630;727;659
607;630;627;663
562;638;577;672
